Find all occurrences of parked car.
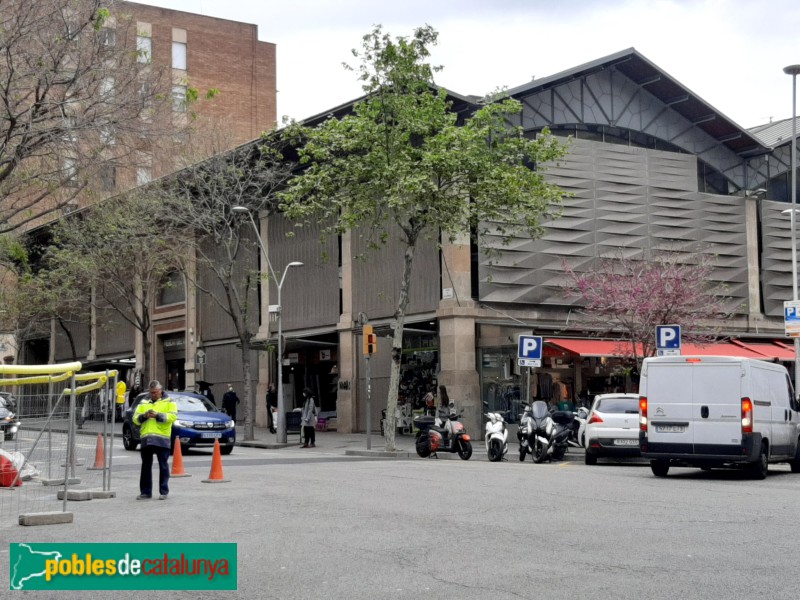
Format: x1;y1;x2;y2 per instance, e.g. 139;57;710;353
584;393;640;465
122;391;235;455
0;392;21;440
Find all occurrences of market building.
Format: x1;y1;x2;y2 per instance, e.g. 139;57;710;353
44;47;800;435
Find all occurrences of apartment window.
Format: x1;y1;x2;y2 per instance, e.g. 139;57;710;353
101;77;114;100
172;85;187;113
100;166;116;191
136;35;151;63
158;271;185;306
63;157;79;187
136;166;152;186
99;28;116;47
172;41;187;70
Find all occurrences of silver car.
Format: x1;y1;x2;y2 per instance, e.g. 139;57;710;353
584;393;640;465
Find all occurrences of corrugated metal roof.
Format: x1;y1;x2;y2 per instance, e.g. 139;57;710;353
748;116;800;148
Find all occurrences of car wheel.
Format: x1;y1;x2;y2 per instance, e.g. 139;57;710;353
790;438;800;473
650;460;669;477
220;445;233;455
122;425;138;451
584;452;598;466
457;440;473;460
750;442;768;480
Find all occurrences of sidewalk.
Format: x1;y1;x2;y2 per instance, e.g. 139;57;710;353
66;418;586;462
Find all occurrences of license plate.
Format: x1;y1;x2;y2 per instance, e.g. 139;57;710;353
655;425;685;433
613;439;639;446
202;432;222;439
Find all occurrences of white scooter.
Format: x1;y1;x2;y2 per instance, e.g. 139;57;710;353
484;412;508;462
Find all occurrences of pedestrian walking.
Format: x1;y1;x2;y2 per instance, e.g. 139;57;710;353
266;383;277;434
198;381;215;406
300;387;318;448
133;380;177;500
222;384;240;422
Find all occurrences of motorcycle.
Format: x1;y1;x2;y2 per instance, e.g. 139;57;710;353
518;400;572;463
414;405;472;460
484;411;508;462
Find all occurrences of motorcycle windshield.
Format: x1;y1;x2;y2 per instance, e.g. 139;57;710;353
531;401;549;419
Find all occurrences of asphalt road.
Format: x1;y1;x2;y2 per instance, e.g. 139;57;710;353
2;440;799;599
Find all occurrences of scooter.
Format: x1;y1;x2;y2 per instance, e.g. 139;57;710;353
518;400;571;463
484;412;508;462
572;406;590;447
414;406;472;460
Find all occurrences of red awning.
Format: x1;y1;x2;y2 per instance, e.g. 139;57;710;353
730;340;795;360
545;338;787;360
546;339;643;357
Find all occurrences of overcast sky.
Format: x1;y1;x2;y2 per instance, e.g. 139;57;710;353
140;0;800;129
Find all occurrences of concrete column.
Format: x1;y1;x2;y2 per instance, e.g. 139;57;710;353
336;230;356;433
438;232;481;433
745;196;762;315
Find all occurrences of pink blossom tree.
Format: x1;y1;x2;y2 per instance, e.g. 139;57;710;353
562;250;735;368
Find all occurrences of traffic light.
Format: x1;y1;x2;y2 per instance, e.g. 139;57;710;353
363;325;377;355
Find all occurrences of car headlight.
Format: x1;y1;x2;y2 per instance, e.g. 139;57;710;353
225;420;234;428
174;419;194;428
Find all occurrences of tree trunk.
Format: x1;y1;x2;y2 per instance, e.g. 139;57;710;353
384;240;417;452
241;338;254;441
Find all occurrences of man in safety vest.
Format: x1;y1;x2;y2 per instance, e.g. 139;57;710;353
134;380;177;500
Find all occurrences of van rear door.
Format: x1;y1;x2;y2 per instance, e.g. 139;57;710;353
647;359;742;455
647;362;695;451
691;362;743;454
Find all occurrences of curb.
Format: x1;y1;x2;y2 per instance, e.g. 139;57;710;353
344;449;414;458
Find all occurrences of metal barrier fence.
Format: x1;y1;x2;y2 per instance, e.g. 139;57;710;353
0;363;123;527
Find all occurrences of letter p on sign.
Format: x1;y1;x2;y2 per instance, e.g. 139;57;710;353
518;335;543;360
656;325;681;350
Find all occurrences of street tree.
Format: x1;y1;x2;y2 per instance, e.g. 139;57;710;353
280;25;570;451
162;141;295;441
0;0;187;235
42;191;188;378
562;249;734;369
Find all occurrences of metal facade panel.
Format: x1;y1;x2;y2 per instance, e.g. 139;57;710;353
199;342;259;397
760;199;795;318
197;228;260;343
351;223;440;321
95;306;135;356
479;139;749;312
267;213;340;331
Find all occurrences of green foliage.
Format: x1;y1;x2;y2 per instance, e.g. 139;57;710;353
280;25;569;254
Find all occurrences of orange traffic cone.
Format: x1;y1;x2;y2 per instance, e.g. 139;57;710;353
0;454;22;487
87;433;105;470
171;440;191;477
201;439;230;484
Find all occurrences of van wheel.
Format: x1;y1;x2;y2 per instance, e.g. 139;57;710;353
790;438;800;473
750;443;768;480
650;460;669;477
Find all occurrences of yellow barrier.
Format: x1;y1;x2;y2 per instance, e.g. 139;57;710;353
0;361;82;375
73;370;118;382
64;376;108;395
0;372;75;386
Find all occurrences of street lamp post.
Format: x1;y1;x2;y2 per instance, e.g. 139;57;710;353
785;64;800;394
232;206;303;444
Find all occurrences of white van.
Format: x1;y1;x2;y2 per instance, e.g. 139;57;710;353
639;355;800;479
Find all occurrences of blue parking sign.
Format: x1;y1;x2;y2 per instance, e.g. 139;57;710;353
656;325;681;349
518;335;543;360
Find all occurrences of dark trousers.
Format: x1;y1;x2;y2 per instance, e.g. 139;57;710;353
267;408;275;432
140;444;171;496
303;425;315;446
